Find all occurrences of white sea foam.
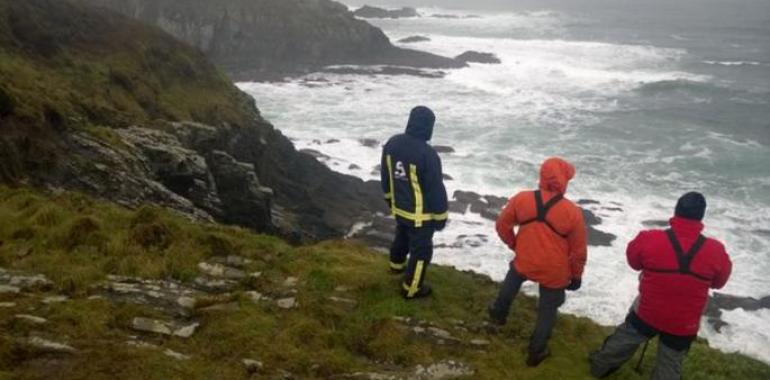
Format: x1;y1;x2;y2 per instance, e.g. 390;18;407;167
703;60;762;67
701;309;770;364
365;7;568;39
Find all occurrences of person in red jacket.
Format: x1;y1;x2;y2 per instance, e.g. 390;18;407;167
488;157;588;367
590;192;732;379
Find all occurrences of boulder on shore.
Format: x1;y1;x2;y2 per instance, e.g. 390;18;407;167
398;36;431;44
354;5;419;19
455;51;502;64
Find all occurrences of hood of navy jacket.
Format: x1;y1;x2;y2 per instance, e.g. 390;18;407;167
405;106;435;141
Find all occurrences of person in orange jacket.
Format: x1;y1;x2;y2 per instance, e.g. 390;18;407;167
488;157;588;367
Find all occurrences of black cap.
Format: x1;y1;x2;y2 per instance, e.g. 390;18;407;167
675;192;707;221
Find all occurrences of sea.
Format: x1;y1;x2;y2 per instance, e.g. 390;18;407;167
238;0;770;363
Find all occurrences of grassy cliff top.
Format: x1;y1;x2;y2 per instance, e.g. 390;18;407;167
0;185;768;379
0;0;257;133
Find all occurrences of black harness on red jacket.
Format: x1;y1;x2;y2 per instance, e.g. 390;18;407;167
519;190;568;238
646;229;712;282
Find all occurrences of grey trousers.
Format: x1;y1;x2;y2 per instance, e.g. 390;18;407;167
590;322;688;380
490;267;566;354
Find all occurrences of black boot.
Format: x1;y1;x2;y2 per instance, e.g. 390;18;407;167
526;348;551;367
488;303;507;326
402;284;432;299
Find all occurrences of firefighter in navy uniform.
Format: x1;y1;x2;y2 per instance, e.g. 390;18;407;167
380;106;449;299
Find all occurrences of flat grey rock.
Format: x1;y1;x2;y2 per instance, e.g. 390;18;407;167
131;317;199;338
15;314;48;324
276;297;298;309
26;337;77;354
198;262;247;279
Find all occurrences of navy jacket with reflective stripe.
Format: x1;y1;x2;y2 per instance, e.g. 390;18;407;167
380;115;448;228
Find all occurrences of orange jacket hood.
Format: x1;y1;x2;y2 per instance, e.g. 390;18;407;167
539;157;575;194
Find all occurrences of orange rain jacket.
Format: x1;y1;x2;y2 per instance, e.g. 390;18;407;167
495;157;588;289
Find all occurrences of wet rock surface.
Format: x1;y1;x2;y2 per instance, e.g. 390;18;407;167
0;267;53;292
323;66;447;79
433;145;455;154
25;337;77;354
98;275;206;317
454;51;501;64
351;190;618;248
706;292;770;332
643;219;670;228
197;261;247;280
131;317;199;338
336;359;473;380
354;6;419;19
398;36;431;43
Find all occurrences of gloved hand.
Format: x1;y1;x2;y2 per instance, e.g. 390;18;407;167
566;278;582;291
434;219;447;231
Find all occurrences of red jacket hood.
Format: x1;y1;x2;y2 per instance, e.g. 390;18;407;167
539;157;575;194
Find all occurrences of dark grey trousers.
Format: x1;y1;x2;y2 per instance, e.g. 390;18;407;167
590;321;688;380
490;267;566;354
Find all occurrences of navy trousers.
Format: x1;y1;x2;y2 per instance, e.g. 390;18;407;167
389;222;435;297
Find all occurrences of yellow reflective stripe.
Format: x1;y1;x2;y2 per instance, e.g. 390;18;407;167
390;261;406;270
409;164;424;227
431;212;449;221
392;207;447;222
385;155;396;214
406;260;425;297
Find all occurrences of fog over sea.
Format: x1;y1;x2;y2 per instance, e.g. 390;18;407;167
239;0;770;363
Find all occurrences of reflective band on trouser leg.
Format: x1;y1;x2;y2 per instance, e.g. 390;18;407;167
409;164;424;227
405;260;425;298
390;261;406;270
386;155;396;214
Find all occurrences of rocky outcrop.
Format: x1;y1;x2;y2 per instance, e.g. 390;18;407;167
83;0;464;81
353;6;419;19
0;0;386;242
455;51;502;64
352;190;618;249
398;36;431;44
706;292;770;332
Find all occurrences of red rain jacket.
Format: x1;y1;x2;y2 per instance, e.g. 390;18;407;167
628;216;732;336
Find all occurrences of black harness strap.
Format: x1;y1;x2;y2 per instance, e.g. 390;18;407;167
520;190;568;238
647;230;711;282
666;229;707;275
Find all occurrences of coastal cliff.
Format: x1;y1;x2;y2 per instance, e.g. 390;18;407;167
82;0;464;80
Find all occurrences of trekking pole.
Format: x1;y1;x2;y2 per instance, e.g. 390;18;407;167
634;340;650;374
